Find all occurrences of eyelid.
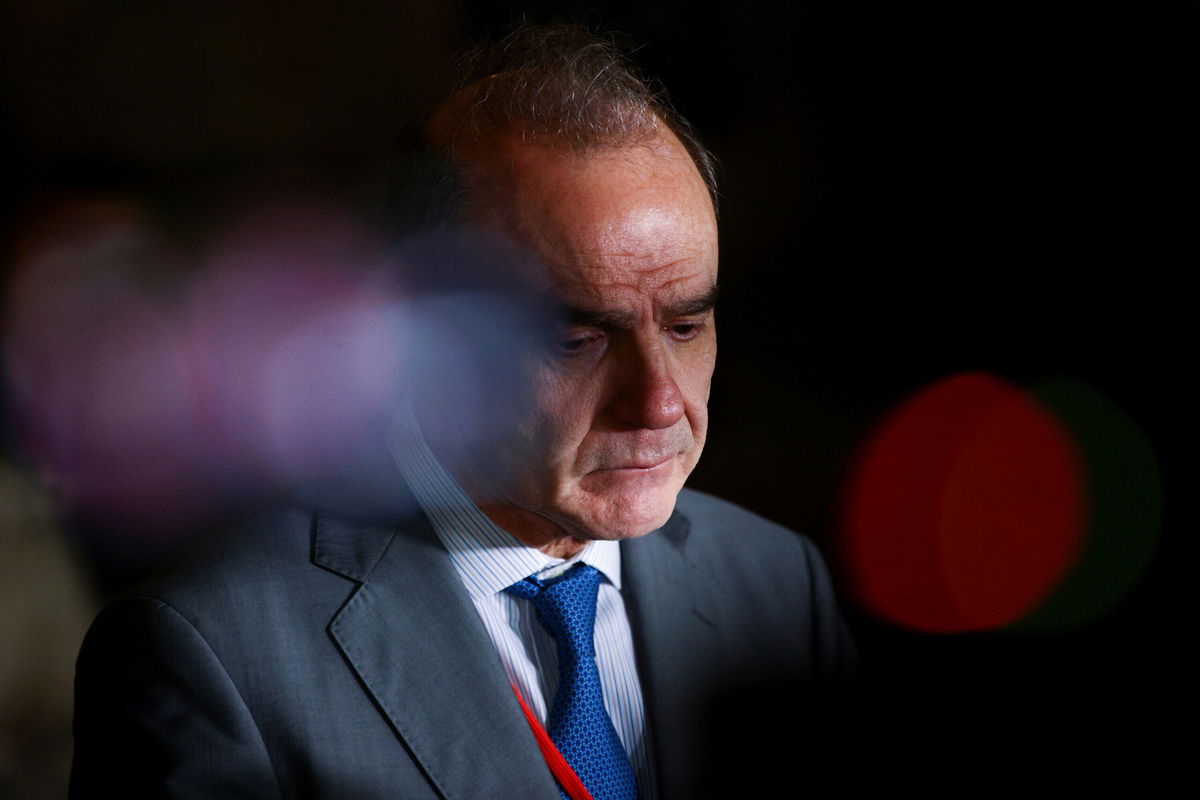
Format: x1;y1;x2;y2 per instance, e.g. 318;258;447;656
663;317;709;341
553;327;607;357
667;308;713;324
667;308;713;326
561;325;606;340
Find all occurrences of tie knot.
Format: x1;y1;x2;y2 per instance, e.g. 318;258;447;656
504;562;602;661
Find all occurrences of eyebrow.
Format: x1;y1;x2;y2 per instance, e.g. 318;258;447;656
560;283;719;329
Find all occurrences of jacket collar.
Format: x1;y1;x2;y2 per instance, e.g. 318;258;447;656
621;502;722;800
313;509;561;800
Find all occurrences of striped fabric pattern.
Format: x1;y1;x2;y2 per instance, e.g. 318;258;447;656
388;410;657;799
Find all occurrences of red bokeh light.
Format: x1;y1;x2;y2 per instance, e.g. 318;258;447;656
843;372;1087;633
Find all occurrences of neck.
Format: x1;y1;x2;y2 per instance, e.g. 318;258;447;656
479;502;590;559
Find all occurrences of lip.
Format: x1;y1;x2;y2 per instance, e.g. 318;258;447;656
594;454;674;472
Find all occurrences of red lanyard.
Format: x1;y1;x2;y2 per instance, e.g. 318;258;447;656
510;684;594;800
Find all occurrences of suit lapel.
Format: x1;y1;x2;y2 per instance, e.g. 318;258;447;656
622;507;722;800
315;512;560;800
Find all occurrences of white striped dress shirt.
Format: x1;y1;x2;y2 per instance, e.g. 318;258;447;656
389;411;657;799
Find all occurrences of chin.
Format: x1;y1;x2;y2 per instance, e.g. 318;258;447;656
567;485;681;541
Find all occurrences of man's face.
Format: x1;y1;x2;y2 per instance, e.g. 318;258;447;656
460;129;719;546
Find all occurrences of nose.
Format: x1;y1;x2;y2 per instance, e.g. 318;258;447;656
608;336;686;430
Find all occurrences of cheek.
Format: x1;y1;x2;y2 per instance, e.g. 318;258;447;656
522;372;605;463
682;345;717;410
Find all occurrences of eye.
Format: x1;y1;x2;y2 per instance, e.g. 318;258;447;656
666;320;706;341
553;330;606;357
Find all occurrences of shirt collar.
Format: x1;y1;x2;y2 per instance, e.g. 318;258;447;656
388;406;623;601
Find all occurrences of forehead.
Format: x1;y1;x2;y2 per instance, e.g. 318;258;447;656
469;130;719;310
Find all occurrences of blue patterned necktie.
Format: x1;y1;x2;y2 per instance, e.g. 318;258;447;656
504;563;639;800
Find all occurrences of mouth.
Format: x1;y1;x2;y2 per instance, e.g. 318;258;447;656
593;454;675;472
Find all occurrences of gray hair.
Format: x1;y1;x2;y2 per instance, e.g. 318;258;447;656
389;24;717;241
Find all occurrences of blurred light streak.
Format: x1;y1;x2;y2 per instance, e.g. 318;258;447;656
184;202;406;489
2;196;551;562
842;372;1088;633
384;228;553;475
3;197;214;541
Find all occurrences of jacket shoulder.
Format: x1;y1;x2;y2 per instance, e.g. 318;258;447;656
131;507;320;606
105;506;391;657
673;487;819;565
667;487;857;675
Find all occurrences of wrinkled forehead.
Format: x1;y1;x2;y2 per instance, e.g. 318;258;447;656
460;130;718;308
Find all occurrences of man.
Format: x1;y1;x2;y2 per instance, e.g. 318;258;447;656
71;25;854;799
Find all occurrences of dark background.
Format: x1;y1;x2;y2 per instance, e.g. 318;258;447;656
2;0;1190;788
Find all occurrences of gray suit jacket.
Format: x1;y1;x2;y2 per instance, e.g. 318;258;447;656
71;488;854;799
